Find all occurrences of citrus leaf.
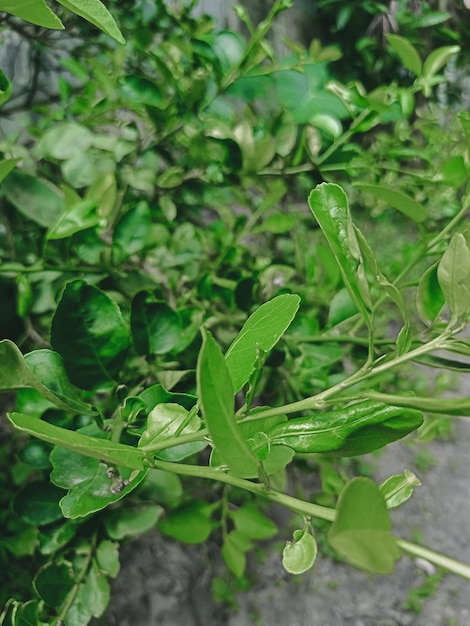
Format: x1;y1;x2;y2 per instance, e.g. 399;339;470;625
55;0;125;44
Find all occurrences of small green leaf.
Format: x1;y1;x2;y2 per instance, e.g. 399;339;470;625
225;294;300;393
3;170;65;227
81;560;110;618
55;0;125;44
113;202;151;262
13;480;64;526
198;329;259;478
417;263;445;325
0;69;12;106
329;477;401;574
51;280;130;390
16;274;33;318
353;183;426;223
104;504;162;539
437;233;470;319
158;500;214;544
33;562;74;608
0;0;64;28
47;200;100;240
423;45;460;78
0;157;20;182
380;470;421;509
282;529;317;575
253;213;298;234
95;540;120;578
8;412;146;470
222;532;248;578
231;504;278;540
139;403;201;451
131;292;183;356
386;34;422;76
308;183;371;321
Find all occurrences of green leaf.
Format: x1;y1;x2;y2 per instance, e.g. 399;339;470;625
35;122;93;160
252;213;298;234
329;477;401;574
51;280;130;390
267;401;423;456
417;263;446;325
157;500;214;544
9;600;39;626
308;183;371;319
437;233;470;319
13;480;64;526
423;45;460;78
282;529;317;575
50;429;147;518
353;183;426;223
225;294;300;393
139;403;201;451
0;0;64;28
231;504;277;540
131;292;183;356
33;562;74;607
386;34;422;76
328;288;358;326
104;504;162;539
380;470;421;509
81;560;110;618
222;532;248;578
55;0;125;44
364;390;470;417
0;340;96;415
47;200;100;240
3;170;65;227
0;157;20;182
0;69;12;106
8;412;146;470
197;329;259;478
95;540;120;578
112;202;151;262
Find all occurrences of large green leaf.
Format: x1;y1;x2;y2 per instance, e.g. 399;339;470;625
225;294;300;393
51;280;130;390
131;292;183;355
13;480;64;526
353;183;426;223
0;0;63;28
308;183;371;320
385;34;422;76
8;412;146;470
437;233;470;319
0;340;95;415
329;477;401;574
112;202;151;262
33;563;74;608
197;329;259;478
55;0;125;43
3;170;65;227
266;401;423;456
157;500;214;544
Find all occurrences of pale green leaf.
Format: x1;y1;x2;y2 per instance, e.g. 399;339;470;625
386;34;422;76
54;0;125;43
354;183;426;223
0;0;63;28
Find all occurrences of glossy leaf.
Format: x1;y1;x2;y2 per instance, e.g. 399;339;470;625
329;477;401;574
380;470;421;509
354;183;426;223
104;504;162;539
0;0;64;28
50;434;147;518
113;202;151;262
139;403;201;451
417;263;445;325
3;170;64;227
8;412;146;470
364;390;470;416
55;0;125;44
266;401;423;456
0;340;95;415
386;34;422;76
437;233;470;318
33;562;74;607
282;529;317;575
308;183;371;321
225;294;300;393
13;480;64;526
198;329;259;478
47;200;100;240
51;280;130;389
131;292;183;355
423;45;460;78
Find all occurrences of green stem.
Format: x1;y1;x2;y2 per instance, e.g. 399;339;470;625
316;108;372;167
150;459;470;580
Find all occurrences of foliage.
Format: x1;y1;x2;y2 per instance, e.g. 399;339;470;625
1;1;470;624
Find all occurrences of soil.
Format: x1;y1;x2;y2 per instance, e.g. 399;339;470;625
103;419;470;626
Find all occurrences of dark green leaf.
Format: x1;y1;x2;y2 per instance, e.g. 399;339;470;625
51;280;130;389
197;329;259;478
0;69;12;106
8;412;146;470
329;477;401;574
282;529;317;575
417;263;445;325
81;560;110;618
33;562;74;607
112;202;151;263
13;480;64;526
131;292;183;355
10;600;39;626
104;504;162;539
3;171;65;227
225;294;300;393
308;183;371;320
0;157;20;182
